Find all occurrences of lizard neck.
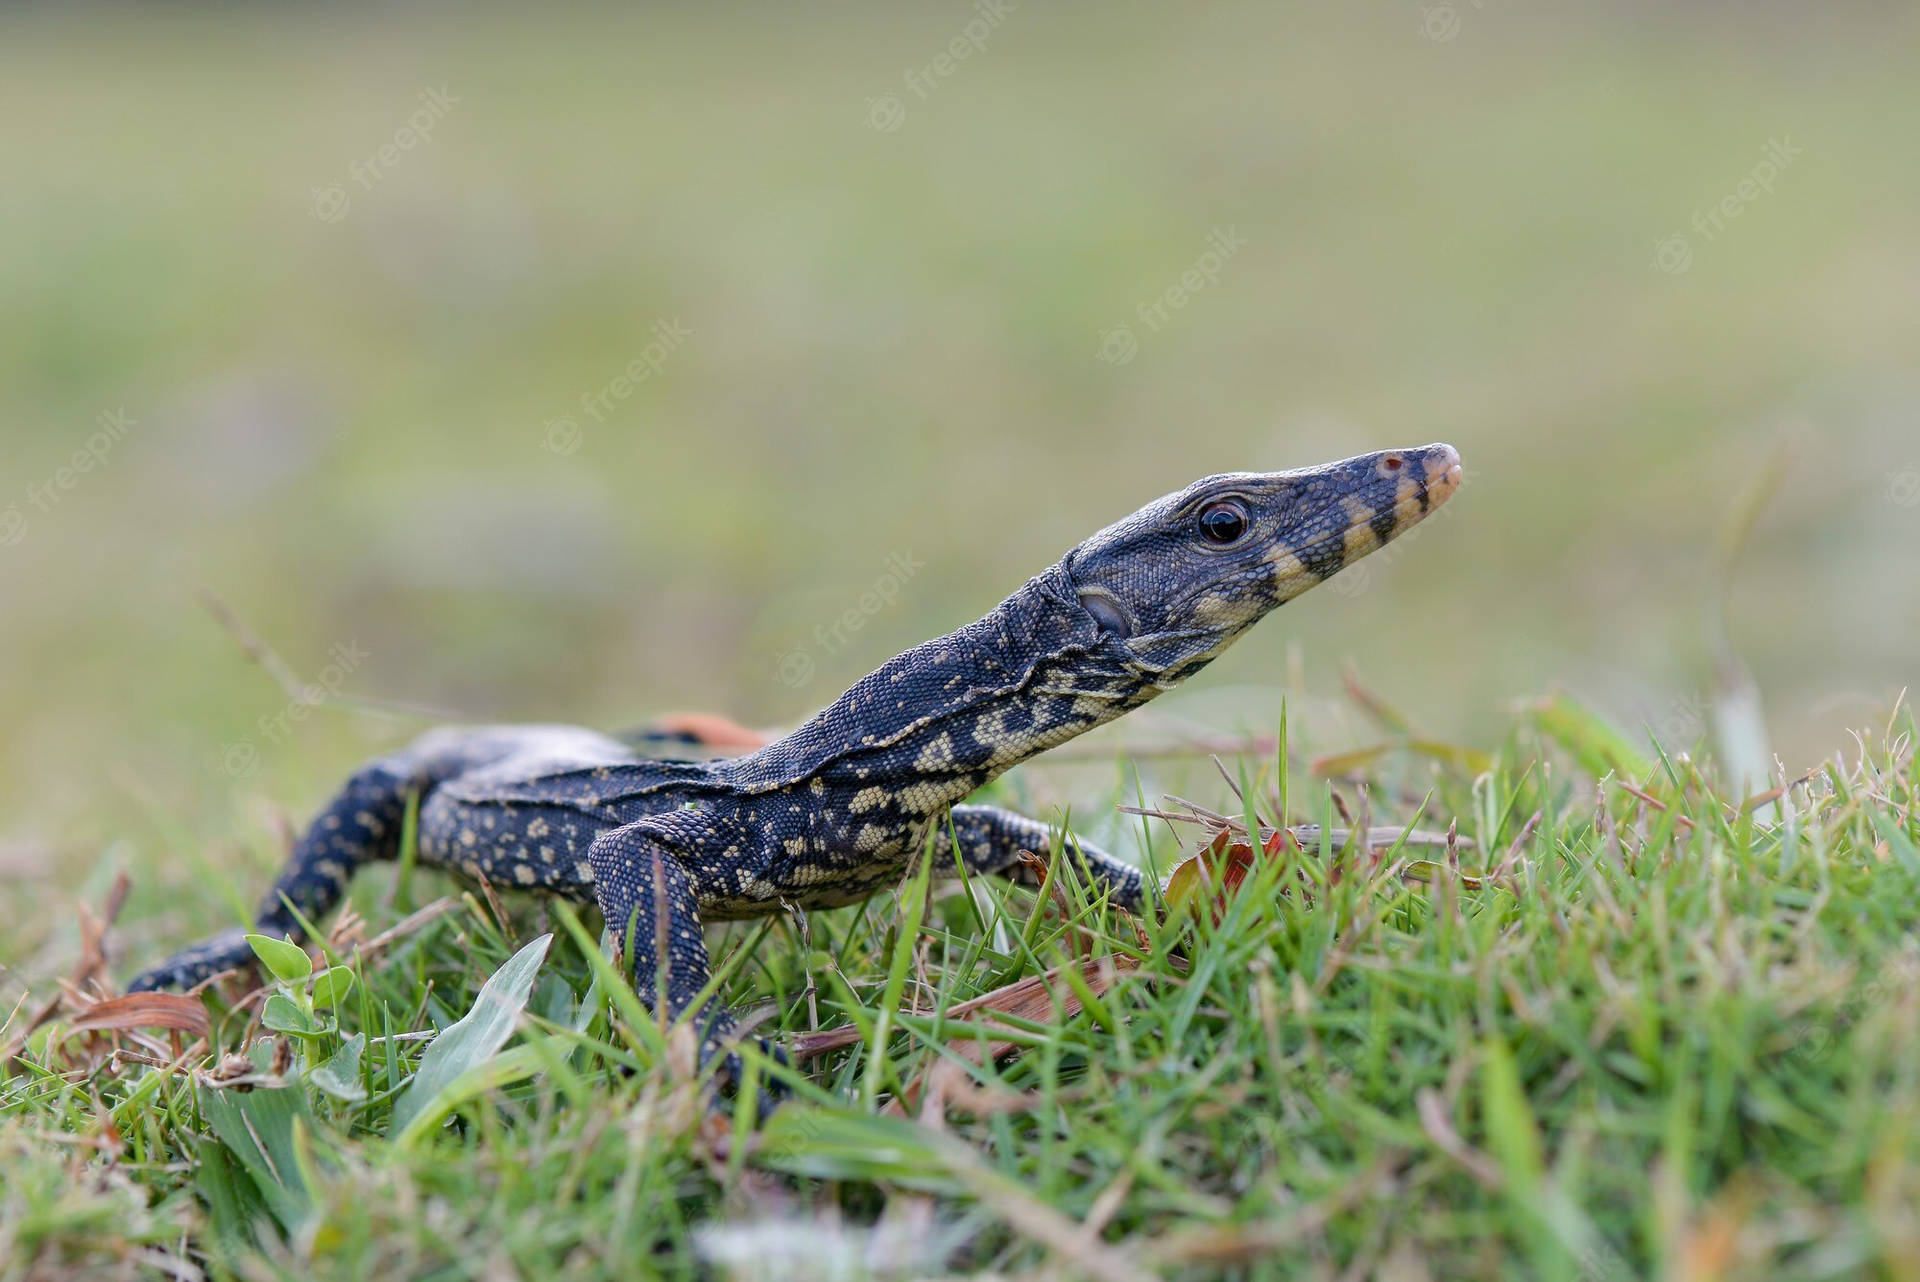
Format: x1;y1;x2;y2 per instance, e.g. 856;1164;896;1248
727;563;1156;812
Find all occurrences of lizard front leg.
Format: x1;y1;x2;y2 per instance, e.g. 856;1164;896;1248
932;804;1148;912
586;818;786;1096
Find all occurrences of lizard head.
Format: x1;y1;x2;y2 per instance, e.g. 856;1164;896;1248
1063;443;1463;684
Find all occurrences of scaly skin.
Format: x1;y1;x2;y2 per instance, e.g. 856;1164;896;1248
131;444;1463;1087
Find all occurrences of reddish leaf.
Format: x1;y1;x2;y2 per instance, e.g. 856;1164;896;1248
1165;826;1297;922
66;993;211;1038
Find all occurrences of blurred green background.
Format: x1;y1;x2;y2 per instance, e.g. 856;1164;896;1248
3;4;1917;963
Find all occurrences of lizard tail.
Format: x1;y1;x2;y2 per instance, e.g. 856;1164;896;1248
127;759;421;992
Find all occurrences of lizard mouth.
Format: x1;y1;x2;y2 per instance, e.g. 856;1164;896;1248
1339;441;1462;555
1268;442;1463;594
1424;444;1465;507
1400;443;1463;526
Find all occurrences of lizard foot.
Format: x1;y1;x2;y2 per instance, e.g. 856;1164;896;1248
708;1037;793;1123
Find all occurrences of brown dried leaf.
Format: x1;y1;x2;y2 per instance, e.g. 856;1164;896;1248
65;993;212;1039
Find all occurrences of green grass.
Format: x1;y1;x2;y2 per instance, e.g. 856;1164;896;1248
4;5;1920;1277
5;695;1918;1280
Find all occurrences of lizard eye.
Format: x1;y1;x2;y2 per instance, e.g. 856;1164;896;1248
1197;499;1250;546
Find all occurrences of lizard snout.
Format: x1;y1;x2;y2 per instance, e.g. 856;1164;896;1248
1423;443;1463;503
1363;441;1463;539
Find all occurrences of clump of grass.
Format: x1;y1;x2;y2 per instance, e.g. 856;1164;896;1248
2;694;1917;1280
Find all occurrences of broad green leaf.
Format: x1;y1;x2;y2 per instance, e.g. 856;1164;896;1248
247;934;312;983
393;1035;570;1147
194;1135;274;1256
309;966;356;1009
754;1108;964;1193
309;1032;367;1102
196;1085;318;1232
261;992;318;1036
390;933;552;1140
571;974;605;1035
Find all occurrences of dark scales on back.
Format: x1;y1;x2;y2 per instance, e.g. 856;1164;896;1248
132;445;1464;1090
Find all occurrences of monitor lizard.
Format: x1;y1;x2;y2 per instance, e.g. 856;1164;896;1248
131;444;1464;1089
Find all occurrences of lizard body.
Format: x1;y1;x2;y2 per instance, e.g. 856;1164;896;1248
131;445;1463;1083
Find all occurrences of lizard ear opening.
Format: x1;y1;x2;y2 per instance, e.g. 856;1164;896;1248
1077;588;1135;641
